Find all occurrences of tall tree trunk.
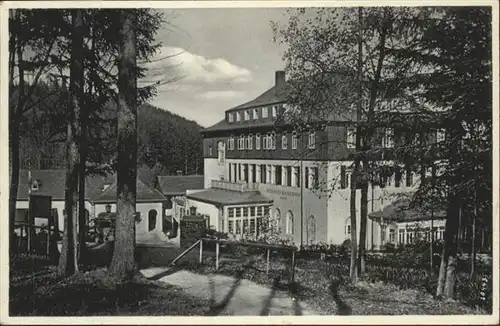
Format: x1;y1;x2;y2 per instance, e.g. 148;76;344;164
77;153;86;264
349;6;364;284
357;8;389;277
358;174;368;275
430;163;436;273
108;9;138;280
436;194;460;298
58;9;84;276
470;209;476;280
78;25;94;266
9;13;23;248
349;163;359;284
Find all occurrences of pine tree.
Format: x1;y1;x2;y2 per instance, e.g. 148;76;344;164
108;9;138;280
58;9;84;276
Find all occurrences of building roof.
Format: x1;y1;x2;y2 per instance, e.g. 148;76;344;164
368;197;446;223
94;178;166;203
202;71;360;134
16;169;165;203
227;85;286;112
203;118;277;133
157;175;204;196
17;169;67;200
187;188;273;206
17;169;117;201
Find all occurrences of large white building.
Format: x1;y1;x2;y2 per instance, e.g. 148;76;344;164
181;71;446;249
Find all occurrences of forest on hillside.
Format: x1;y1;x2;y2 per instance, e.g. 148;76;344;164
12;83;204;176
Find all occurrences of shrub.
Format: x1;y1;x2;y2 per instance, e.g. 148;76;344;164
381;242;396;253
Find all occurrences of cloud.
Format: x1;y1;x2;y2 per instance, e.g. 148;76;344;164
198;90;244;100
141;46;253;88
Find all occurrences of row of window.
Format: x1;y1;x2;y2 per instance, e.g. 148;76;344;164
345;225;445;245
210;127;446;157
227;205;271;235
228;217;262;235
227;131;315;151
395;227;445;244
340;165;415;189
346;127;446;149
227;162;415;190
272;208;317;242
228;163;320;189
227;105;283;123
228;206;270;218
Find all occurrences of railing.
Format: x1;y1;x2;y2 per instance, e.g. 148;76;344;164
211;179;259;192
171;237;297;283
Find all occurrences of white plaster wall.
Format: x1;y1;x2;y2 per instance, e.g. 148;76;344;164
326;161;421;248
204;158;225;188
185;198;219;230
202;157;425;248
16;199;92;233
94;202;163;237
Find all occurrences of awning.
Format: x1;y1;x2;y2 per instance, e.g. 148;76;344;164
369;197;446;223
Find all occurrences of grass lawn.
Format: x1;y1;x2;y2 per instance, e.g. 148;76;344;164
173;248;487;315
9;253;211;316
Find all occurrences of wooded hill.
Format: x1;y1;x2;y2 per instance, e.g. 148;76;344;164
14;83;204;176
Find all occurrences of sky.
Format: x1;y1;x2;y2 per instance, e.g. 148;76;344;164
142;8;291;127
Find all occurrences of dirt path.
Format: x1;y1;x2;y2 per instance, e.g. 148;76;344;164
140;268;317;316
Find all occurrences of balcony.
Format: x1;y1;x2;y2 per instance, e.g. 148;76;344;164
211;179;259;192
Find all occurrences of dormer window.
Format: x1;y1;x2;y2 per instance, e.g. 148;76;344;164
31;179;41;191
244;110;250;120
272;106;277;117
262;107;268;118
228;113;234;122
237;112;242;122
347;127;356;149
436;128;446;143
253;108;258;119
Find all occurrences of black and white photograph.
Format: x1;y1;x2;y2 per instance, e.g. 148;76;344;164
1;1;498;323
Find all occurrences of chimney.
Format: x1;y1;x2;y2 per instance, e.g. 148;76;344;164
176;170;183;176
275;70;285;93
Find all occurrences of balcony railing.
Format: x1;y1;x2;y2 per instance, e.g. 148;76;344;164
211;179;259;192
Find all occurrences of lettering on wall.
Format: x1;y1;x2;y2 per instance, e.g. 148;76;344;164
266;188;301;200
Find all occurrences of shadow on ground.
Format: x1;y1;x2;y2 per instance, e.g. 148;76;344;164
329;279;352;315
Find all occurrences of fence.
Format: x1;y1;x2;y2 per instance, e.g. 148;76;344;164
171;237;297;283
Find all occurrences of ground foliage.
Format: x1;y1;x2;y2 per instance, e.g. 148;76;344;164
9;266;210;316
175;246;491;315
